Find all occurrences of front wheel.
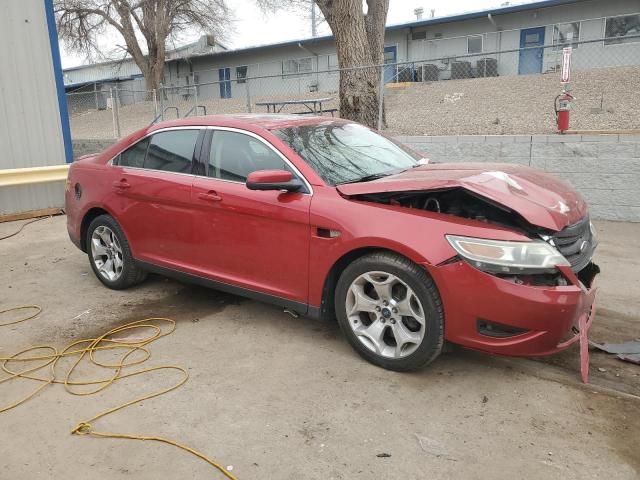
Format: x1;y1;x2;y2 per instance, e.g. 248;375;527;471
335;252;444;371
86;214;147;290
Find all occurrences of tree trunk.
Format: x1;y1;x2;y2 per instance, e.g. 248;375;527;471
139;50;165;102
338;65;379;128
143;61;164;93
316;0;389;129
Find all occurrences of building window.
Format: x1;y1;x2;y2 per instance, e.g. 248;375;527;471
412;30;427;41
554;22;580;49
236;66;248;83
467;35;483;54
605;14;640;45
282;57;313;75
327;54;339;73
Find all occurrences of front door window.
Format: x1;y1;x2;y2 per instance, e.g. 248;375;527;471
207;130;291;182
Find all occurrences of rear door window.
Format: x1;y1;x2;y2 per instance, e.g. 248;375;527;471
117;137;149;168
208;130;290;182
144;130;200;174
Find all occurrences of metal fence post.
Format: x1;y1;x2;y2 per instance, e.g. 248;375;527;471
114;87;121;138
159;83;165;120
246;78;252;113
110;87;117;138
152;88;157;118
377;66;385;131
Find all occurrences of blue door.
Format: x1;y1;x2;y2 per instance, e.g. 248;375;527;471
383;46;397;84
218;68;231;98
519;27;545;74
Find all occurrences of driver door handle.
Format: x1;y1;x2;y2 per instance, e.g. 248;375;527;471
197;191;222;202
112;179;130;192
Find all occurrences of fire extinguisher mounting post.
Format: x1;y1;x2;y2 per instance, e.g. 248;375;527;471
556;47;574;133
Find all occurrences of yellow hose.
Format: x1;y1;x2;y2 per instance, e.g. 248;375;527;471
0;305;42;326
0;306;238;480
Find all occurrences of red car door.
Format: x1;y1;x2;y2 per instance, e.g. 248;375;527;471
190;128;311;304
109;128;202;270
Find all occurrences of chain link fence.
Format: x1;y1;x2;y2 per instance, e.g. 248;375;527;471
67;35;640;143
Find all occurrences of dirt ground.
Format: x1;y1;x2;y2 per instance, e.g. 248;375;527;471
1;216;638;480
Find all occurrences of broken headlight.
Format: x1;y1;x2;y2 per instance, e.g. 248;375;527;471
445;235;569;274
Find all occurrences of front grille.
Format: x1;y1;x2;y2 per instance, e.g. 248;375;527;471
550;216;597;273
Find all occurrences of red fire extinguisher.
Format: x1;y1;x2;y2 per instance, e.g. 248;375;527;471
555;91;573;133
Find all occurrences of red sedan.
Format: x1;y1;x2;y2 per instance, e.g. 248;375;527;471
65;115;598;371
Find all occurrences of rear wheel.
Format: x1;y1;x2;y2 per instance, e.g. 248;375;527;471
87;214;147;290
335;252;444;371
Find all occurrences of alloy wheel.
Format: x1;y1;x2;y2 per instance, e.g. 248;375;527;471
91;225;124;282
345;271;426;358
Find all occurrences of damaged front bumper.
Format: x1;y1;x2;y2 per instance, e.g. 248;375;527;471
428;260;599;357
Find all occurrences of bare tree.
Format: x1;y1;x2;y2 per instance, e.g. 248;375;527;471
261;0;389;128
56;0;230;92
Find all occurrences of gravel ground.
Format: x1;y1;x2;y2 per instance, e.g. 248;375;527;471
1;216;639;479
69;66;640;140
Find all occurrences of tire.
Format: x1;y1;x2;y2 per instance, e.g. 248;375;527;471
334;252;444;372
86;214;147;290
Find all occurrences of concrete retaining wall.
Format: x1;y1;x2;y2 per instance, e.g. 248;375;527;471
73;134;640;222
398;134;640;222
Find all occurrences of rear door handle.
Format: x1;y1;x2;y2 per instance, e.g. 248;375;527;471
197;191;222;202
112;179;130;192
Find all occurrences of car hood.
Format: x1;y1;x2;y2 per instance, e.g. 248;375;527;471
336;163;588;231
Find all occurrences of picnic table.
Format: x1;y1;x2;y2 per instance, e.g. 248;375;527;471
255;97;335;115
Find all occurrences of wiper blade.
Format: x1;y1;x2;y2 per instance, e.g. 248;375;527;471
337;172;391;185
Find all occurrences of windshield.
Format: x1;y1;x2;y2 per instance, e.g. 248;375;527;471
273;122;422;185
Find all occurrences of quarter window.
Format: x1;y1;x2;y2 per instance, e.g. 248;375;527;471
144;130;200;173
208;131;289;182
117;137;149;168
605;14;640;45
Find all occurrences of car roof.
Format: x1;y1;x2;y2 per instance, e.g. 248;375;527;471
148;113;351;133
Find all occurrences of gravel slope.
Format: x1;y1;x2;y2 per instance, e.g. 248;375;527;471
69;66;640;139
385;65;640;135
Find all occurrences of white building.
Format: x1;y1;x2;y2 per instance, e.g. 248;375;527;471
64;0;640;102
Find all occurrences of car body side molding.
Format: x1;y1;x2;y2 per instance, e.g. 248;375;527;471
135;260;321;319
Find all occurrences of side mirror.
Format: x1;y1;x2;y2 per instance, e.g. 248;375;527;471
246;170;303;192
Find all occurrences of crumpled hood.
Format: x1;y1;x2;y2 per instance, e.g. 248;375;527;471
336;163;588;231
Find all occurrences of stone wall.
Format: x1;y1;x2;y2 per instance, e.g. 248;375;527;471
397;134;640;222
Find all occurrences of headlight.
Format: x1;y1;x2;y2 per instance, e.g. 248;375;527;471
445;235;569;274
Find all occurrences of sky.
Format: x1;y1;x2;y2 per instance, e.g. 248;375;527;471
60;0;539;68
